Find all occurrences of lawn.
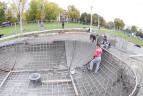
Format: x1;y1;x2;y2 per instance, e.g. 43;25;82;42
0;22;105;37
0;22;142;47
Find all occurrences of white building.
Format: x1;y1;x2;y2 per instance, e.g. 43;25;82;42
124;24;131;30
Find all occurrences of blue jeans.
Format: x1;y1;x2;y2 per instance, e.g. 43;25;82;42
89;57;101;73
101;44;109;49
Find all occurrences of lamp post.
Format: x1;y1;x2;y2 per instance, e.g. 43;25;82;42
90;6;93;32
20;0;23;34
114;22;115;30
98;15;99;32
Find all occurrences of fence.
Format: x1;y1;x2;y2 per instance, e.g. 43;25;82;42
0;20;107;37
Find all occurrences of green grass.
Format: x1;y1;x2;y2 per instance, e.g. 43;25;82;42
0;22;142;47
0;22;105;37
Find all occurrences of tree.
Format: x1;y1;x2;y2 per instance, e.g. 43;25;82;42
80;12;105;26
5;8;17;23
108;21;114;29
87;13;91;24
9;0;28;21
114;18;120;29
66;5;80;21
25;0;40;21
131;25;137;32
80;12;88;23
92;13;105;26
99;16;105;26
92;13;98;25
120;20;125;30
80;12;96;24
114;18;125;30
0;1;6;25
25;0;63;21
44;2;63;20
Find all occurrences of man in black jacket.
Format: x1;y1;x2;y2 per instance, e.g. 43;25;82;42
101;36;110;49
62;22;64;29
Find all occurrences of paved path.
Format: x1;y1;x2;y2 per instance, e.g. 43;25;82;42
0;28;86;41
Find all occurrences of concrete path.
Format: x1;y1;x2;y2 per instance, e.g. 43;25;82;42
0;28;87;41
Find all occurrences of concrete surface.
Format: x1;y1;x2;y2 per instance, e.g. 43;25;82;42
0;32;141;96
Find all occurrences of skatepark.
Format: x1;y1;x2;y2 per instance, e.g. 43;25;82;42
0;30;139;96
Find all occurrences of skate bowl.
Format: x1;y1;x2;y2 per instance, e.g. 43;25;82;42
0;33;137;96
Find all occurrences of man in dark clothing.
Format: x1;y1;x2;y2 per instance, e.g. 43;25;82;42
101;36;110;49
62;22;64;29
0;34;4;38
90;33;98;43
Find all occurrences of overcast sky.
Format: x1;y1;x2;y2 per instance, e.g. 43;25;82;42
1;0;143;29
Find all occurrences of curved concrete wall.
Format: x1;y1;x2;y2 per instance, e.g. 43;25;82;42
65;40;96;69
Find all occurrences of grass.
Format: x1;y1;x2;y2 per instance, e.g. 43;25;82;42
0;22;105;37
0;22;142;47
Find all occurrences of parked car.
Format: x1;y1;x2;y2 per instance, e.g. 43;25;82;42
1;21;11;27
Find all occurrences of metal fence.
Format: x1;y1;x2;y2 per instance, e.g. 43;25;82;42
0;20;106;37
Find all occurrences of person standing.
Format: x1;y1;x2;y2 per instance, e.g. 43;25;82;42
62;22;64;29
88;44;102;73
41;21;44;31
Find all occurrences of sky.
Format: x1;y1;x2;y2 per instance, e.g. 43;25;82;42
1;0;143;29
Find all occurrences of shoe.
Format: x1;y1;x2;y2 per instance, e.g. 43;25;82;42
94;71;97;74
87;67;91;71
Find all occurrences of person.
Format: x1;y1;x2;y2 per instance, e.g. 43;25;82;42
88;28;90;32
90;33;98;43
0;34;4;38
101;36;110;49
62;22;64;29
88;44;102;73
90;34;96;43
41;22;44;31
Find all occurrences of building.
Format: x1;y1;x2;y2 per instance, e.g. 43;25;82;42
60;10;67;22
124;24;131;30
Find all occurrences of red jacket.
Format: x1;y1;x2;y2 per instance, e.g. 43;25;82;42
94;48;102;57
